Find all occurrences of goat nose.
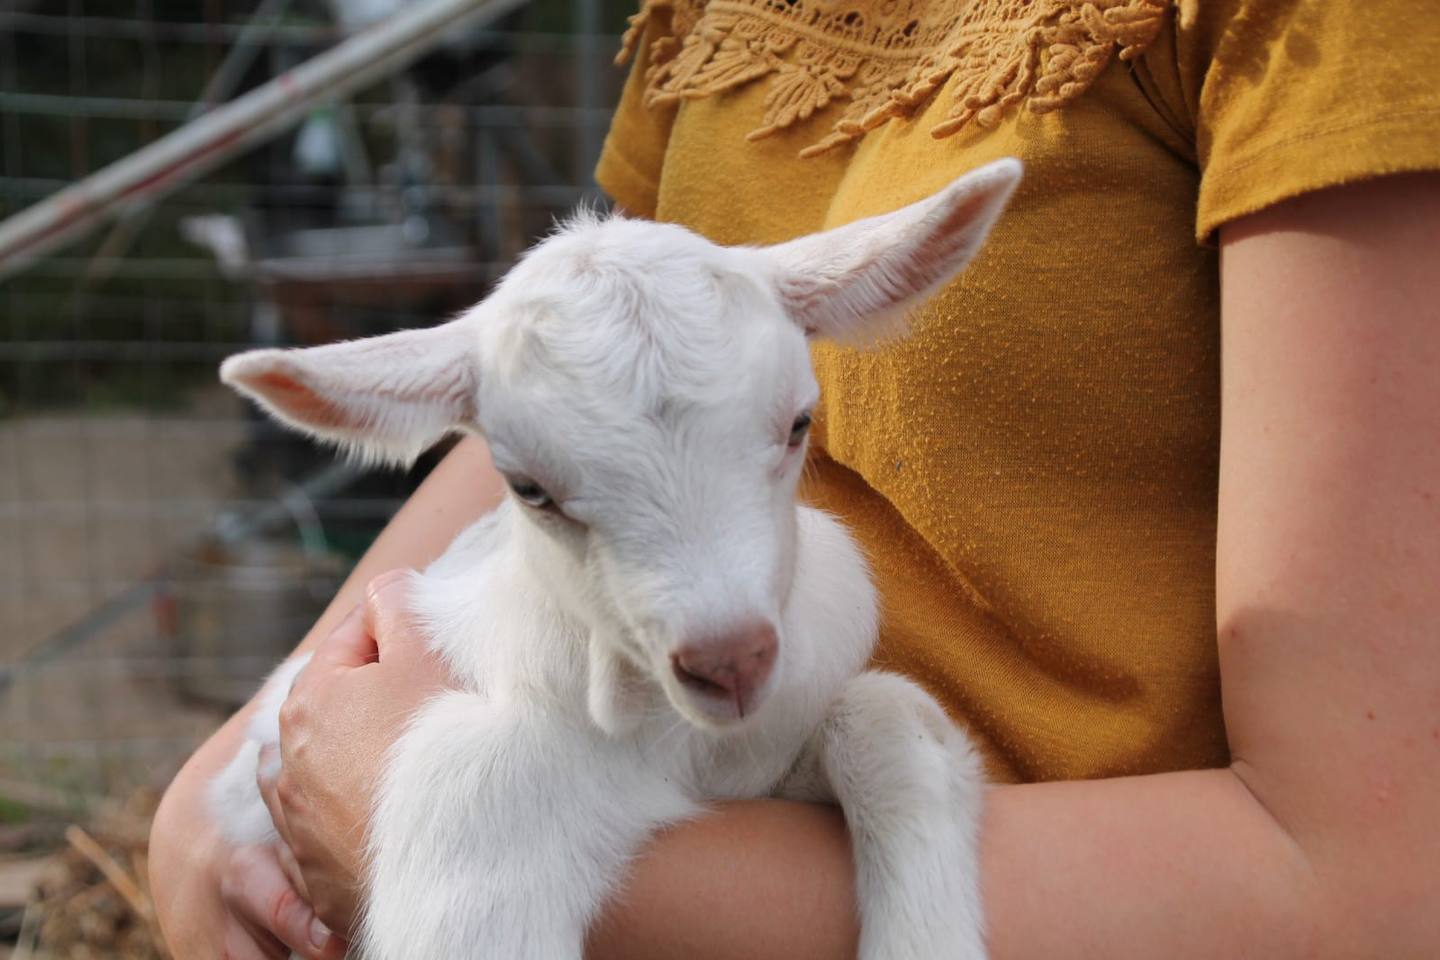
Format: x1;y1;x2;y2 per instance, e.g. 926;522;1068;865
671;622;778;718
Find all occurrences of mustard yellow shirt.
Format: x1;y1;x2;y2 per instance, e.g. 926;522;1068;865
595;0;1440;782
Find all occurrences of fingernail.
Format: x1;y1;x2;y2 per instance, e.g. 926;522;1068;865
310;916;332;950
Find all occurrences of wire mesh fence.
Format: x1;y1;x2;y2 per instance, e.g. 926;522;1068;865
0;0;629;836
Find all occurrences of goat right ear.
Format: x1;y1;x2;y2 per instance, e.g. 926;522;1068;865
764;157;1021;344
220;321;479;466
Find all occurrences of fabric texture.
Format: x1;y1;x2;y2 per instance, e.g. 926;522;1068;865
595;0;1440;782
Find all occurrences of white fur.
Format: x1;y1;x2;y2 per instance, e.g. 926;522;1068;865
211;159;1021;959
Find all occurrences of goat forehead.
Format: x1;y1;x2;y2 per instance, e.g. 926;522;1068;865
484;261;801;417
480;368;809;527
484;377;780;486
476;218;814;479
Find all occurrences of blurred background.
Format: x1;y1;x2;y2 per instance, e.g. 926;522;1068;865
0;0;629;952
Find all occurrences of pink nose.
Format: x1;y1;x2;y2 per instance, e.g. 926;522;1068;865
670;622;778;718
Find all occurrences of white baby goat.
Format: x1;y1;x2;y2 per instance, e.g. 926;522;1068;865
210;157;1022;960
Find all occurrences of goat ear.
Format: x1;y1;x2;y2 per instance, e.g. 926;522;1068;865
220;321;479;466
765;157;1021;343
587;634;647;738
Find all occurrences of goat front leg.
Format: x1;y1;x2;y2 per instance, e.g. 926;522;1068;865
208;654;313;846
786;672;989;960
360;692;697;960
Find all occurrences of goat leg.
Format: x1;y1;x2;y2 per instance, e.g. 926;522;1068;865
807;671;990;960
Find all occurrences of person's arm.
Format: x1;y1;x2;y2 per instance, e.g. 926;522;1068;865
148;435;506;958
584;172;1440;958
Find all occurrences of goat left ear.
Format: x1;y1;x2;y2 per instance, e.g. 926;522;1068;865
220;320;479;466
765;157;1021;343
587;633;647;738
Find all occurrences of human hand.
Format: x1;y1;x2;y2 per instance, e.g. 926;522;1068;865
257;569;451;937
148;726;347;959
218;841;349;959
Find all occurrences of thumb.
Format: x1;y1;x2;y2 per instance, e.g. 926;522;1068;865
310;601;373;672
363;569;425;664
310;569;415;672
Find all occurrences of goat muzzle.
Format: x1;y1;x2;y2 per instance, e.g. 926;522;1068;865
670;622;778;718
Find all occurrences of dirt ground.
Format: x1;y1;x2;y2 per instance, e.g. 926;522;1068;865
0;387;251;802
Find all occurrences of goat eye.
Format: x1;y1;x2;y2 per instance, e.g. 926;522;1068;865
788;411;813;448
508;478;554;510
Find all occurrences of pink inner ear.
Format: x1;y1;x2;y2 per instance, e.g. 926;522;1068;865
927;186;995;262
253;369;351;430
883;186;997;301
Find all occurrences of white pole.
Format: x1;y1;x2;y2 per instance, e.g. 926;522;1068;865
0;0;527;283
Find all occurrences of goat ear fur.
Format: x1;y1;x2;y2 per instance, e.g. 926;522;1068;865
587;633;648;738
766;157;1021;343
220;321;479;466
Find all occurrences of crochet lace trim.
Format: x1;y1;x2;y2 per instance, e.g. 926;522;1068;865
618;0;1169;157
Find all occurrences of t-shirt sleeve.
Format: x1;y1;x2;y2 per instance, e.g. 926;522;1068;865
1191;0;1440;243
594;2;680;219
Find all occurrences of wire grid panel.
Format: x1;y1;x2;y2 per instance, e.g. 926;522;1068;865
0;0;629;813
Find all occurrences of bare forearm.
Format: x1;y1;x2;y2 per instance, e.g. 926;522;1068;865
590;767;1319;960
587;800;858;960
979;768;1316;959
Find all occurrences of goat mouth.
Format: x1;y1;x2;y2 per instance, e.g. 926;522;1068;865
670;660;762;721
673;662;731;700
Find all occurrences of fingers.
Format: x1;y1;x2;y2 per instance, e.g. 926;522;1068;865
255;747;360;942
255;745;309;897
272;838;312;904
222;922;290;960
221;844;346;960
256;744;286;836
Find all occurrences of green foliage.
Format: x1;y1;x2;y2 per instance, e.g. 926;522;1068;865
0;794;32;825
